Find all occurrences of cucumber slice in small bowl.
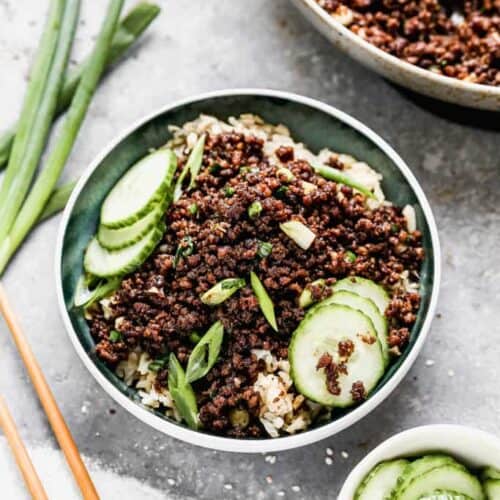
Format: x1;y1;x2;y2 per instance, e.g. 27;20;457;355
333;276;390;315
484;479;500;500
84;223;165;278
100;148;177;229
312;290;389;367
354;459;409;500
289;303;385;407
418;491;473;500
97;201;165;250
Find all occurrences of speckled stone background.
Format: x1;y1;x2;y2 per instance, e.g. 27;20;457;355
1;1;499;499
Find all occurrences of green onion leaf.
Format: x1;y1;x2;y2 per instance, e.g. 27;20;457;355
209;163;221;175
248;201;262;219
257;241;273;258
187;135;206;191
189;331;201;344
185;321;224;383
173;236;194;268
109;330;121;343
275;186;288;197
250;271;278;332
344;250;357;263
168;354;199;429
312;163;376;199
188;203;198;215
224;186;235;197
200;278;245;305
73;274;121;309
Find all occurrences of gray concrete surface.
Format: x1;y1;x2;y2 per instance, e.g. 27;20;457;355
1;0;499;498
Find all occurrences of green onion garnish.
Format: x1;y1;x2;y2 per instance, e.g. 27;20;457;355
188;203;198;215
257;241;273;258
109;330;122;343
248;201;262;219
344;250;357;263
200;278;246;305
224;186;235;197
173;236;194;268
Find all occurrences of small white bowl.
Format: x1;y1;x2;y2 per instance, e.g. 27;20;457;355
339;425;500;499
291;0;500;110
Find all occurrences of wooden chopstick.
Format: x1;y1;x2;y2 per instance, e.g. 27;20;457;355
0;283;99;499
0;395;48;500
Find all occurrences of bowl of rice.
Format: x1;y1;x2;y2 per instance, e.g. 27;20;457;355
56;89;440;452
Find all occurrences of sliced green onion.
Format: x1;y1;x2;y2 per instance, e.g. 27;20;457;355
224;186;235;197
344;250;357;263
0;0;125;276
277;166;295;182
248;201;262;219
189;331;201;344
173;161;191;203
299;278;328;309
148;357;168;372
257;241;273;259
173;236;194;268
168;354;199;429
109;330;122;343
275;186;288;197
187;135;206;191
0;2;161;172
280;220;316;250
185;321;224;383
187;203;198;215
73;274;121;309
250;271;278;332
209;163;221;175
200;278;245;306
312;163;375;199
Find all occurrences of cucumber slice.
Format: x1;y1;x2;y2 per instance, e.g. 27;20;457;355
100;148;176;229
396;456;462;495
483;468;500;481
97;202;165;250
317;290;389;367
419;491;473;500
394;464;484;500
84;223;165;278
354;459;409;500
289;304;384;407
333;277;390;315
484;479;500;500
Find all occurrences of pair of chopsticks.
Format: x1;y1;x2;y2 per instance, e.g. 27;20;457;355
0;283;99;499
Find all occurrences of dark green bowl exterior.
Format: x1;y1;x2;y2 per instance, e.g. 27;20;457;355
60;93;436;436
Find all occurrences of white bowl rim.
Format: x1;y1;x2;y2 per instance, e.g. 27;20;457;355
294;0;500;99
338;424;500;499
55;88;441;453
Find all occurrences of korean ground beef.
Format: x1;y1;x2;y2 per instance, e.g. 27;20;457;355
316;0;500;86
87;115;424;438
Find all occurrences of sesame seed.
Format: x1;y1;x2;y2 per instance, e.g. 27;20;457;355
425;359;435;366
326;447;333;456
341;451;349;459
291;485;301;492
448;369;455;377
224;483;233;490
167;478;176;486
277;491;285;497
325;457;333;465
265;454;276;464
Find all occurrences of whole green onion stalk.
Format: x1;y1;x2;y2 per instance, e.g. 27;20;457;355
0;0;125;275
0;0;78;243
0;2;161;171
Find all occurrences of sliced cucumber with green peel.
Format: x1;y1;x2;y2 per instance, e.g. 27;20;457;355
100;148;177;229
315;290;389;367
484;479;500;500
395;456;462;495
354;459;409;500
333;277;390;315
97;202;165;250
84;223;165;278
289;303;384;407
418;491;473;500
393;464;484;500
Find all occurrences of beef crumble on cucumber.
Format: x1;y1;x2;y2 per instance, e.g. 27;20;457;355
82;114;424;438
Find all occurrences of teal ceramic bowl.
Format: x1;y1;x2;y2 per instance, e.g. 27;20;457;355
56;89;441;453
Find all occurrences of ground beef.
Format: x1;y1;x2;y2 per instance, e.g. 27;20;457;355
88;131;424;437
316;0;500;86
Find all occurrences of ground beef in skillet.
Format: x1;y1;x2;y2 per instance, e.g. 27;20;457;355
88;131;424;437
316;0;500;86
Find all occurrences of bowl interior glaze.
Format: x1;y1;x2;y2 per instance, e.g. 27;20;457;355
57;91;439;452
